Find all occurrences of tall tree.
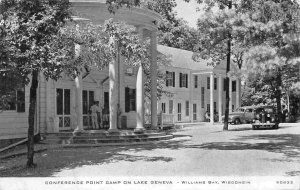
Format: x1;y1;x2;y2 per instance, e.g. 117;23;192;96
0;0;73;167
242;0;300;121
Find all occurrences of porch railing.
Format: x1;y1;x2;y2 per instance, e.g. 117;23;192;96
145;113;175;127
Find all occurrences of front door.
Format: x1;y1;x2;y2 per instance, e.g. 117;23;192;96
56;88;71;130
193;103;197;121
82;90;94;128
178;103;182;121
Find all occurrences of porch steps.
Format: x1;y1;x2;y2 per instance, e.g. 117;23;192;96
43;130;173;146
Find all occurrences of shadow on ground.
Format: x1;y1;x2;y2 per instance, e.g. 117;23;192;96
0;132;299;177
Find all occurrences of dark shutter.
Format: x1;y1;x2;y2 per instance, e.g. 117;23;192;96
186;74;188;88
16;89;25;112
179;73;182;88
132;89;136;111
166;71;169;87
172;72;175;87
125;87;129;112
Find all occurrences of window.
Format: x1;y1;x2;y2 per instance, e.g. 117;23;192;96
169;100;173;114
125;87;136;112
223;78;227;91
232;80;236;92
201;87;205;108
162;103;166;113
179;73;188;88
194;75;198;88
214;78;217;90
214;102;217;113
178;103;182;121
166;71;175;87
186;101;189;116
0;82;25;112
207;104;210;113
207;77;210;89
193;104;197;120
232;105;235;112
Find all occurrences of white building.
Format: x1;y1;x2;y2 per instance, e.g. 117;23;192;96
157;45;241;124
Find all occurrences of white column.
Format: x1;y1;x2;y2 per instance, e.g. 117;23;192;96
150;31;158;129
229;78;232;113
135;64;145;132
74;44;83;131
236;78;240;109
108;49;119;132
74;73;83;131
210;73;214;124
218;74;222;122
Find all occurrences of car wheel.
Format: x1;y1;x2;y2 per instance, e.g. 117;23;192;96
234;118;241;125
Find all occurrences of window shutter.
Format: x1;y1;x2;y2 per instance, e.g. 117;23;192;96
186;74;188;88
172;72;175;87
132;89;136;111
16;89;25;112
166;71;169;86
179;73;182;88
125;87;129;112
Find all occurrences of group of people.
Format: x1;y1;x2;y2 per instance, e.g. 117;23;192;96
205;111;219;122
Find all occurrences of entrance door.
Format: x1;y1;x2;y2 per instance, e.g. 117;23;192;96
178;103;182;121
102;92;109;128
193;103;197;120
56;88;71;130
82;90;94;128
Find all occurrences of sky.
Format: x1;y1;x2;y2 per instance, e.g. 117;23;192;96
174;0;202;28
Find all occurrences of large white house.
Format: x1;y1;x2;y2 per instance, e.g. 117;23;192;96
0;0;241;145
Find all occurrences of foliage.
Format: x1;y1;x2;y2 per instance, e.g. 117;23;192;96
142;0;198;51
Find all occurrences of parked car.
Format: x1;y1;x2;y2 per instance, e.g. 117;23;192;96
221;106;256;124
252;106;279;130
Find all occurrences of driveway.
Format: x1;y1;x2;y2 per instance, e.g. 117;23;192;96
53;123;300;177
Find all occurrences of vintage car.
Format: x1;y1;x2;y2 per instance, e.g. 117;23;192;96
252;106;279;130
222;106;257;124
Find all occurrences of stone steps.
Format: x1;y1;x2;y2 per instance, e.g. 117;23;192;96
43;130;173;146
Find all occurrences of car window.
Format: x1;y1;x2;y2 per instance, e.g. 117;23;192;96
246;109;253;113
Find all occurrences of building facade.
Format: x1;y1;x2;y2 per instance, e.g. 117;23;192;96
157;45;241;124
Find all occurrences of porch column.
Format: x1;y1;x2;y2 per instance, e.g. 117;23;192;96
218;74;222;122
236;78;240;109
210;72;214;124
108;44;119;132
150;31;158;128
74;44;83;131
74;73;83;131
229;78;232;113
135;63;145;132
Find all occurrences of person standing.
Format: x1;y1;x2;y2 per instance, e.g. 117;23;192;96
90;101;101;129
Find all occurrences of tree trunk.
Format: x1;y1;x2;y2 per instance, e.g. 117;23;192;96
223;1;232;131
27;70;39;168
275;72;282;123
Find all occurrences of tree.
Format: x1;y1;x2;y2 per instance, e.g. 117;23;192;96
142;0;198;51
241;0;300;121
191;0;237;130
0;0;74;168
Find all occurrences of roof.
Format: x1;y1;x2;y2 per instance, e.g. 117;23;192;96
157;45;213;71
